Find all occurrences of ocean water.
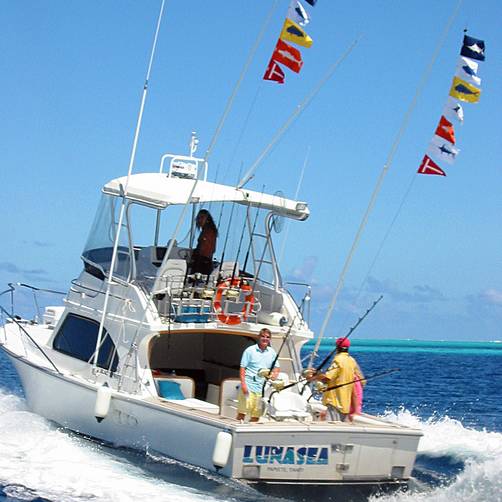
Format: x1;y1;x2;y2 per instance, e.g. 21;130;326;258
1;339;501;502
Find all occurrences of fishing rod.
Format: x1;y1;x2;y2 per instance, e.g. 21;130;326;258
306;368;401;402
268;295;383;396
260;288;314;400
261;309;304;398
214;162;246;280
241;191;264;273
231;211;250;281
263;303;313;402
215;202;235;279
313;294;383;372
230;185;267;282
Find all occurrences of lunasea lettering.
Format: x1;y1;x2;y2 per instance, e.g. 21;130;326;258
243;445;329;465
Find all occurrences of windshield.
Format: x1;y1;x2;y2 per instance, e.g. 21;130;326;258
81;194;132;281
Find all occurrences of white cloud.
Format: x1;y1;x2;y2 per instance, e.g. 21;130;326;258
480;288;502;306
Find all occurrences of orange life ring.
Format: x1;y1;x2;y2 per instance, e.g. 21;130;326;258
213;278;255;325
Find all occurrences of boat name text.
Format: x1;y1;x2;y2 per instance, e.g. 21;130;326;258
242;445;328;465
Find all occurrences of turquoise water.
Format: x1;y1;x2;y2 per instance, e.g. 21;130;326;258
304;338;502;355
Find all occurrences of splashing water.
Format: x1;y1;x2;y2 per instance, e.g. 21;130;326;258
0;390;226;502
371;408;502;502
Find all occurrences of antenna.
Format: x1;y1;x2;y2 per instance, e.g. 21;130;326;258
92;0;166;369
189;131;199;157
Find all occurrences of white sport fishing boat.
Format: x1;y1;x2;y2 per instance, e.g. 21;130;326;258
0;138;421;494
0;1;423;494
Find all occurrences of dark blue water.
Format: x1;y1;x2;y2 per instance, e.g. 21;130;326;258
1;340;501;501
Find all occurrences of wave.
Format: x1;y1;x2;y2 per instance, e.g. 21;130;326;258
371;409;502;501
0;390;225;502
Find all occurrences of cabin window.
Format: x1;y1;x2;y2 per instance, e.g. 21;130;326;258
53;314;119;371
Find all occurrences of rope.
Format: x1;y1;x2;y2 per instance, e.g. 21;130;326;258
335;175;417;338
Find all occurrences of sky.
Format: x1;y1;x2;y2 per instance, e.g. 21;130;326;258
0;0;500;341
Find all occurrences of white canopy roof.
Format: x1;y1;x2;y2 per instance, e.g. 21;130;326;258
102;173;309;220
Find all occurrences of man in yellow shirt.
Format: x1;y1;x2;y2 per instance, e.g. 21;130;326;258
315;337;364;422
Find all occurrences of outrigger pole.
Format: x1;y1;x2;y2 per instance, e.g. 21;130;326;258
237;39;359;189
93;0;166;369
308;1;464;368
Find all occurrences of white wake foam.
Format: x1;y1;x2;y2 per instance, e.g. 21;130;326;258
0;390;223;502
371;408;502;502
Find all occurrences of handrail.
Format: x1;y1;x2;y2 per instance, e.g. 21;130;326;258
0;283;15;316
0;305;61;374
15;283;66;295
3;282;66;324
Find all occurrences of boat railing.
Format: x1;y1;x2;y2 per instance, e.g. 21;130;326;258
0;304;61;374
285;281;312;325
151;275;261;325
0;282;66;324
0;283;64;372
0;283;15;317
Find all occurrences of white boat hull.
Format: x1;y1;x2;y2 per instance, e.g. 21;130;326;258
4;348;422;487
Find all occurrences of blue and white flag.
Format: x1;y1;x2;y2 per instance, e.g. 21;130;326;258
443;97;464;124
287;1;310;26
456;56;481;87
428;135;460;165
460;34;485;61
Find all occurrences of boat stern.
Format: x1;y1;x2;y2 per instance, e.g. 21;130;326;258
228;421;421;486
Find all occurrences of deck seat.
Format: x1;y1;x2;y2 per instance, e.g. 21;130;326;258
266;391;311;421
152;258;187;296
219;377;241;418
155;376;195;399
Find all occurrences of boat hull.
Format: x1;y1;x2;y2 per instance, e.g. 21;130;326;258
3;348;421;488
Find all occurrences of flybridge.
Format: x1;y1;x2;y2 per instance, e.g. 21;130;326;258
102;132;309;219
